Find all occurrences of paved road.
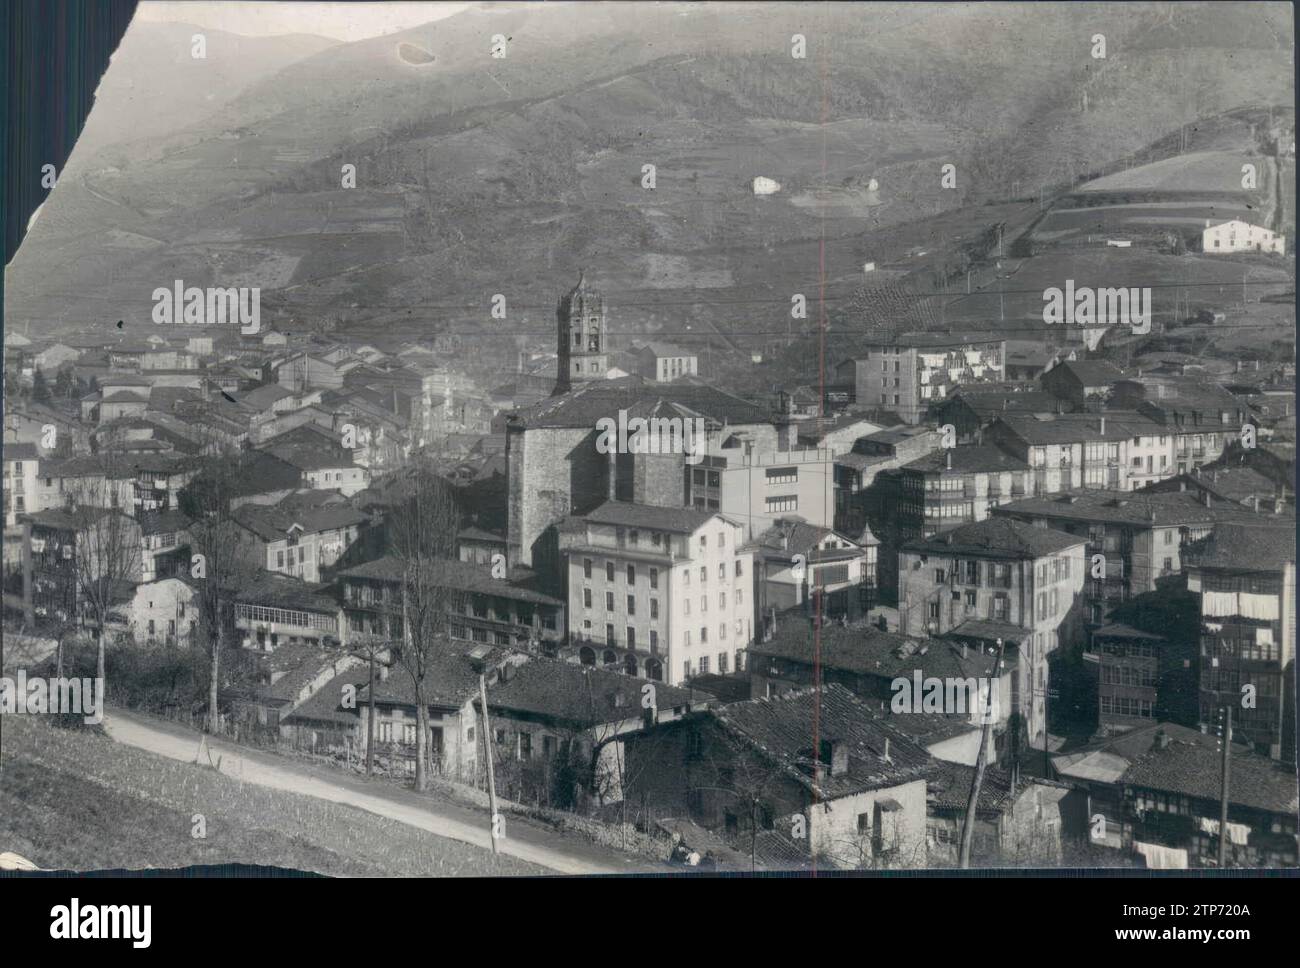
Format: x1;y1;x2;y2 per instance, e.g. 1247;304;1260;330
102;708;660;876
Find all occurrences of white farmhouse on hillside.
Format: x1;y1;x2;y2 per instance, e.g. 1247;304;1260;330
1202;219;1285;255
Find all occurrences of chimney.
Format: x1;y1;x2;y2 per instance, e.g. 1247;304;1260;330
945;450;953;470
882;738;892;764
1249;495;1259;512
961;642;968;659
1155;729;1171;750
826;739;848;776
1099;416;1106;435
1202;490;1212;509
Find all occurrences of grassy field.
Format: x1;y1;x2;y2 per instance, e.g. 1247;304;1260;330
0;715;545;876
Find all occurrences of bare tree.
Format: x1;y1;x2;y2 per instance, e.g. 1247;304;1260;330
179;445;263;734
384;458;465;792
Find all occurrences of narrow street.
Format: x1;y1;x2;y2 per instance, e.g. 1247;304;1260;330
102;708;663;877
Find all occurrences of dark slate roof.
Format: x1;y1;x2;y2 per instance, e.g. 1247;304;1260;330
338;555;563;607
711;684;933;800
1047;360;1127;386
1056;723;1297;815
356;646;482;710
234;573;338;613
991;411;1162;445
485;657;708;727
512;380;771;430
994;489;1261;527
942;387;1060;418
279;668;367;727
926;762;1019;814
4;442;39;460
136;509;193;536
750;612;1001;681
232;501;368;542
1191;522;1295;572
584;501;722;535
902;445;1029;474
903;518;1084;559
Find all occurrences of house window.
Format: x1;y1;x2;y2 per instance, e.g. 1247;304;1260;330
627;564;636;584
584;558;592;579
734;559;744;577
605;591;614;611
606;561;615;582
627;595;636;615
699;656;710;674
650;599;659;620
519;733;532;760
718;653;728;673
583;588;592;609
650;567;659;589
700;627;708;644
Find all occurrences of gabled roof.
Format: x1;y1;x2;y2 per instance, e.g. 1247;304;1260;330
1188;522;1295;572
1045;360;1127;386
750;611;1002;681
902;445;1029;475
991;411;1162;445
1053;723;1297;815
338;555;563;607
903;517;1084;559
485;657;706;727
231;500;368;542
995;488;1262;528
583;501;723;535
512;380;770;430
710;684;932;800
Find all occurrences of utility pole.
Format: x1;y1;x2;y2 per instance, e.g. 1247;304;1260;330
959;638;1005;868
366;650;376;776
1217;705;1232;868
474;658;500;855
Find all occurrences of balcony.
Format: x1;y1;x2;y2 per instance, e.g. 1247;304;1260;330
236;602;337;636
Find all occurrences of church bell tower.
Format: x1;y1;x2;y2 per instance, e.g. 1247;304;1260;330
554;270;608;395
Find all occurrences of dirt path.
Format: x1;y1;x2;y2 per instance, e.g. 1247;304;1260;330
102;708;660;876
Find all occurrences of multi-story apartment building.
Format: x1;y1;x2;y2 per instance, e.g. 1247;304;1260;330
230;500;369;583
337;555;565;653
1091;623;1166;734
559;502;753;686
898;518;1086;744
1185;523;1295;760
1110;377;1248;476
846;333;1007;425
633;342;699;383
753;518;878;628
3;442;39;526
985;411;1175;493
993;489;1267;625
233;575;343;652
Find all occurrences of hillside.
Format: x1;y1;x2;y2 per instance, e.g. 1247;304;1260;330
5;2;1293;377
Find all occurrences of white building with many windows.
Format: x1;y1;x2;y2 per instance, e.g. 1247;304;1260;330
1201;219;1285;255
561;502;753;686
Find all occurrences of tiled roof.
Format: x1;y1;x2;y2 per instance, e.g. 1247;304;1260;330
1191;522;1295;572
995;489;1262;527
232;500;368;542
583;501;722;535
926;761;1018;814
281;668;367;726
902;445;1029;474
1055;723;1298;815
356;645;482;710
904;517;1083;559
136;509;193;536
991;411;1162;445
750;611;1001;681
338;555;563;606
512;380;771;429
486;657;707;727
712;684;933;800
4;442;39;460
1048;360;1127;386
